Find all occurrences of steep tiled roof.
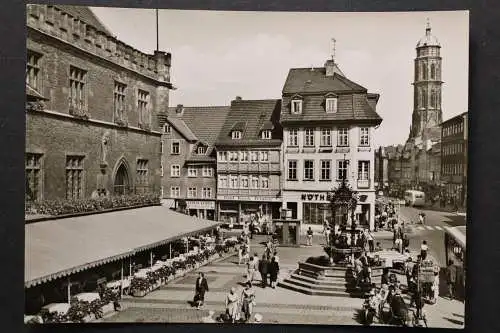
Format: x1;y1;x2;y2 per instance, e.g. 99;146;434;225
164;106;230;146
167;118;198;142
216;99;282;147
282;68;366;95
57;6;111;35
280;93;382;124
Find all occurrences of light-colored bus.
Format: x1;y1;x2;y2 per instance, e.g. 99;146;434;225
404;190;425;207
444;226;466;301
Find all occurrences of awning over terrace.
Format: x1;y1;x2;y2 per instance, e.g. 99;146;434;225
25;206;221;288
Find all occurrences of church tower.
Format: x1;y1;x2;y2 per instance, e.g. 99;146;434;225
410;20;443;139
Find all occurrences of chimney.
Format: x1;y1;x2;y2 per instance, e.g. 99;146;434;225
235;96;242;101
175;104;184;114
325;59;335;77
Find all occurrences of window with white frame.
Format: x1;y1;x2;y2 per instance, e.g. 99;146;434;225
231;131;242;139
202;166;213;177
240;176;249;188
171;141;180;155
359;127;370;146
320;160;331;181
260;151;269;162
197;146;206;154
202;187;212;198
304;128;315;147
113;81;126;123
26;51;42;90
291;99;302;114
261;176;269;189
325;97;338;113
163;124;171;134
170;164;180;177
137;89;150;127
304;160;314;181
358;161;370;180
337;160;349;180
136;159;149;185
187;187;197;198
218;176;228;188
251;176;259;188
288;129;298;147
288;160;297;180
170;186;180;198
188;166;197;177
337;127;349;146
229;151;238;162
218;151;227;162
261;130;272;139
230;175;239;188
320;128;332;146
239;151;248;162
66;155;85;200
26;153;43;202
69;66;87;109
250;151;259;162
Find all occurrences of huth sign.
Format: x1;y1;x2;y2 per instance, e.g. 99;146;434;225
301;193;328;201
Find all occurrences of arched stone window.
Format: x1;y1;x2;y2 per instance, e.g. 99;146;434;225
430;63;436;79
422;88;428;108
422;63;428;80
430;90;436;108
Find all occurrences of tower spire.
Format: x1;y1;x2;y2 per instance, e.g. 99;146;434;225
426;18;431;35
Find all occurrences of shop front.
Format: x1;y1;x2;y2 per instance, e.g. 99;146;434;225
283;191;375;231
185;200;216;220
217;200;281;226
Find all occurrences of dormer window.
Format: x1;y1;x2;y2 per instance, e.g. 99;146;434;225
326;97;338;113
291;100;302;114
197;146;206;154
261;130;272;139
231;131;242;140
163;124;171;134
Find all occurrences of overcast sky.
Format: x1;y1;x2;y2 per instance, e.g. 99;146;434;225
91;8;469;146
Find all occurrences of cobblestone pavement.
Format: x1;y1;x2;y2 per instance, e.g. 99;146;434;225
101;241;464;327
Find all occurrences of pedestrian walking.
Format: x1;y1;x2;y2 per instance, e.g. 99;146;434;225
446;260;457;300
306;227;313;246
324;226;331;246
225;287;239;323
420;240;428;260
241;282;256;322
269;256;280;289
259;254;269;288
194;272;209;310
246;256;257;284
366;229;375;252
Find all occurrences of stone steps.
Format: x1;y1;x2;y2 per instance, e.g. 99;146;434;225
278;280;358;297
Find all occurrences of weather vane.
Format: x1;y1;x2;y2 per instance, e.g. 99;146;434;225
331;38;336;61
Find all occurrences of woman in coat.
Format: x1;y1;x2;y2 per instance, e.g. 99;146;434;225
194;272;209;309
269;256;280;289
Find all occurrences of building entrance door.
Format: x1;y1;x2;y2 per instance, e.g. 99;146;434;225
360;204;370;227
114;163;130;195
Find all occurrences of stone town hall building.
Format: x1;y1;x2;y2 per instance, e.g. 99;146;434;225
25;5;172;202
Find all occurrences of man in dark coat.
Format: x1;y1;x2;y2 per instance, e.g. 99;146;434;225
446;260;457;300
194;272;209;309
259;254;269;288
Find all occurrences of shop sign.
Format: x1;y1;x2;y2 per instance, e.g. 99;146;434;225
186;200;215;210
301;193;328;201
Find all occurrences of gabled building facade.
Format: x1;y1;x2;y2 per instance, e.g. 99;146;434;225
158;104;230;220
280;59;382;231
215;98;283;225
25;5;172;203
441;112;468;208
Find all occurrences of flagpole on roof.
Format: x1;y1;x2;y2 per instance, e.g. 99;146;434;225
156;8;159;51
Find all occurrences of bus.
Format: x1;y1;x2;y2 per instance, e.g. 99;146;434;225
404;190;425;207
444;226;466;301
